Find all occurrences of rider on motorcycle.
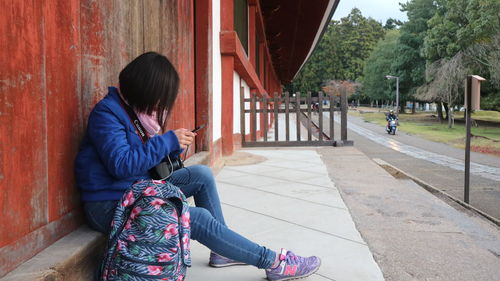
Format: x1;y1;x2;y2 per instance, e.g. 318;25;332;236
386;110;397;122
386;110;398;134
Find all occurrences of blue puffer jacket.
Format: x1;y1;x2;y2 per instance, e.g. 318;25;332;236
75;87;181;201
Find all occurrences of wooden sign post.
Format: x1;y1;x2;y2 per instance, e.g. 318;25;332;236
464;75;485;204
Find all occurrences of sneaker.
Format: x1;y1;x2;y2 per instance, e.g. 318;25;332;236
208;252;247;267
266;249;321;281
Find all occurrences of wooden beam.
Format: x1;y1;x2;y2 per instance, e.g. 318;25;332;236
220;31;266;95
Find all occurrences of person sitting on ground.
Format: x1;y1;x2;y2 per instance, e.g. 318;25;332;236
75;52;321;281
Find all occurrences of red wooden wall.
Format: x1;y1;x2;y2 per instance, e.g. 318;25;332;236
0;0;195;276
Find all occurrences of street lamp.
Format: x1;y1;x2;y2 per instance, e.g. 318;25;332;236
385;75;399;116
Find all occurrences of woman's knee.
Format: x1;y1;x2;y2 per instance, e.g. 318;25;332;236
188;165;214;183
189;207;218;238
190;206;212;222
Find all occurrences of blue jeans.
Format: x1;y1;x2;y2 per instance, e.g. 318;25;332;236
84;165;276;269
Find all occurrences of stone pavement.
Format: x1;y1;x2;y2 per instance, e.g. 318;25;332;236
186;146;500;281
186;148;384;281
266;112;316;141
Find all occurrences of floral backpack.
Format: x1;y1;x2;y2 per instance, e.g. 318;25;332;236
100;180;191;281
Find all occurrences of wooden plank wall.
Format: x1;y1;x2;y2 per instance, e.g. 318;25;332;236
0;0;195;276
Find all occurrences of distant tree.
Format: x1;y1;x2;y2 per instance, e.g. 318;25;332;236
335;8;386;80
384;18;403;30
419;52;472;127
291;0;500;113
322;80;359;99
362;30;401;106
292;8;385;93
420;0;500;116
422;0;500;61
391;0;437;111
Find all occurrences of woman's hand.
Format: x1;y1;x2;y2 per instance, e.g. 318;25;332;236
174;128;196;150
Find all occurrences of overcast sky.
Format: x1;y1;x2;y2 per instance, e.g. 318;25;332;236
332;0;408;24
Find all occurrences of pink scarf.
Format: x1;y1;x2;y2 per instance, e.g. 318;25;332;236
118;88;162;137
137;111;161;137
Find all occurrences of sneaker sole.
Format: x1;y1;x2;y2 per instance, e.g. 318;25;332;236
267;258;322;281
209;262;248;268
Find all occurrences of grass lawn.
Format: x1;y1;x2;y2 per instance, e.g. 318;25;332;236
454;110;500;122
350;110;500;156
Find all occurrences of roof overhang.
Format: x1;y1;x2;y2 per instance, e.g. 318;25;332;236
260;0;340;83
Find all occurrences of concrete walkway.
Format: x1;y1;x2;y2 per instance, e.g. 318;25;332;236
266;111;317;141
186;149;384;281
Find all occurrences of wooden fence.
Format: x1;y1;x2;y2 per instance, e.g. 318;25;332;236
240;89;351;147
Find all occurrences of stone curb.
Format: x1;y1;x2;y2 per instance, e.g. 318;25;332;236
1;226;105;281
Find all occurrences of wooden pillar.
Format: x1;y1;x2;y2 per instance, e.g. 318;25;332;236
341;88;348;142
195;0;213;152
247;2;257;142
220;0;234;155
248;3;256;69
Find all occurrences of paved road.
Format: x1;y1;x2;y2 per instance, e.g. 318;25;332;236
320;146;500;281
317;111;500;220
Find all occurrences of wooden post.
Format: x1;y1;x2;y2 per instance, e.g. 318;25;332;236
341;88;347;142
307;92;312;141
240;86;245;145
251;93;257;142
285;92;290;141
464;76;472;204
318;92;324;141
329;93;334;140
263;93;268;142
274;94;279;141
296;93;301;141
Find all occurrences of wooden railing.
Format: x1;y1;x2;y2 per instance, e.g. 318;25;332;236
240;89;352;147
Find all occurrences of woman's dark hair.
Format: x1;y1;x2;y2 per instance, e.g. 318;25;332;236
119;52;180;128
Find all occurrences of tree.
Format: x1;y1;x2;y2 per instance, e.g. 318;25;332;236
322;80;359;99
292;8;385;93
423;0;500;61
420;0;500;118
384;18;403;30
391;0;437;109
362;30;401;105
335;8;386;81
420;52;472;127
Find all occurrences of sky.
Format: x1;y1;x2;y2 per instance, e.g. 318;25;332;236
332;0;408;24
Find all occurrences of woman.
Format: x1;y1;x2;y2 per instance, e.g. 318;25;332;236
75;52;321;280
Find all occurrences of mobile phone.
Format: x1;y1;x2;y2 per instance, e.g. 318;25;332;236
192;124;205;133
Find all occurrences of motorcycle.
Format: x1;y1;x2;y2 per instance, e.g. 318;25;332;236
386;118;397;135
